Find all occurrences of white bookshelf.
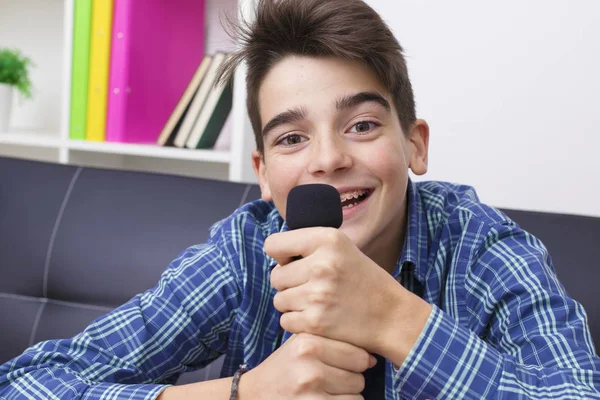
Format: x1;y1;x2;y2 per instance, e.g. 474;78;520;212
0;0;257;183
0;130;63;149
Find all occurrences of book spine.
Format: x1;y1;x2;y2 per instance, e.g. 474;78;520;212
192;80;233;149
175;52;225;148
85;0;114;142
105;0;131;142
68;0;93;140
125;0;206;144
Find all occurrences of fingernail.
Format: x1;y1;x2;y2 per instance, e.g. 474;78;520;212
369;355;377;367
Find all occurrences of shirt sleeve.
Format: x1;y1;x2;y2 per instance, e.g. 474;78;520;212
393;220;600;399
0;242;241;400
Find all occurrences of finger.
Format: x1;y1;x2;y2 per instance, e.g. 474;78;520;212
270;257;311;291
320;364;365;395
264;227;334;261
291;334;375;374
281;309;335;338
280;310;305;333
273;285;307;312
320;339;375;374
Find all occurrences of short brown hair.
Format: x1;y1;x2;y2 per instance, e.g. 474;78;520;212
218;0;416;155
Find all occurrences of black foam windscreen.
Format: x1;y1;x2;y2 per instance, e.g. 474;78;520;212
286;184;343;230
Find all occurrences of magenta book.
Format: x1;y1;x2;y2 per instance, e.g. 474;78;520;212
105;0;206;144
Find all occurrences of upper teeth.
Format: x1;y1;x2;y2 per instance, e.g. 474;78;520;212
340;189;368;202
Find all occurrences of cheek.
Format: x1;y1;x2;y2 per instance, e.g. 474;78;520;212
366;139;408;181
266;156;304;218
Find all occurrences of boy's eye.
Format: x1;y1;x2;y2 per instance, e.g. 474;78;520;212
349;121;377;133
276;134;307;146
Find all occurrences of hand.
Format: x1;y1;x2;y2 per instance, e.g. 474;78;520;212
267;227;407;355
239;333;376;399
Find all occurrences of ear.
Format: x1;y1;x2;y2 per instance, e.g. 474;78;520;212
407;119;429;176
252;150;273;201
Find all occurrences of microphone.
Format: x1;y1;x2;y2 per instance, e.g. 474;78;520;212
273;184;343;346
285;183;342;262
284;183;384;397
285;183;343;230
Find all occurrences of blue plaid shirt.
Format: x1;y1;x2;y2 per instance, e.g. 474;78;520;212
1;179;599;399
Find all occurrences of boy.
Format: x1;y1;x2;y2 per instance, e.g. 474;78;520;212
2;0;600;399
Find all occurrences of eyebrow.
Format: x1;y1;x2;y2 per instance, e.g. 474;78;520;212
335;92;391;114
261;91;391;138
261;107;308;138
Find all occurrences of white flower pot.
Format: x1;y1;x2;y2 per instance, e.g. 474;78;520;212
0;83;14;133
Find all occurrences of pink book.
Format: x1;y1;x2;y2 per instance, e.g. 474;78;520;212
105;0;206;144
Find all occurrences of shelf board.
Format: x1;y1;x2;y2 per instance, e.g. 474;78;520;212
67;140;232;164
0;131;231;164
0;131;63;149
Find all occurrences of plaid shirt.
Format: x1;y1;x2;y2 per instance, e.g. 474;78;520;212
1;179;599;399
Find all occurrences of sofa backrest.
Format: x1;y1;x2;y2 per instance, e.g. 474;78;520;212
500;207;600;352
1;155;599;384
0;156;261;383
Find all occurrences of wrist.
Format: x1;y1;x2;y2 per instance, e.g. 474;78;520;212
236;367;256;399
380;288;432;366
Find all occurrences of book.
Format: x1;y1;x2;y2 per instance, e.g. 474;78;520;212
185;75;233;149
156;55;213;146
173;52;227;148
69;0;93;140
105;0;206;144
85;0;114;142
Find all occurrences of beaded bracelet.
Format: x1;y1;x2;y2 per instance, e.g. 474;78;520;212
229;364;249;400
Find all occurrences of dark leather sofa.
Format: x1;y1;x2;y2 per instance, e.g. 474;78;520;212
1;155;599;386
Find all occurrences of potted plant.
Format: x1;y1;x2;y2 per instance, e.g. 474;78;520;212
0;48;34;132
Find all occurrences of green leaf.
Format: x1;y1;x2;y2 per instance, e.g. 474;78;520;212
0;47;35;99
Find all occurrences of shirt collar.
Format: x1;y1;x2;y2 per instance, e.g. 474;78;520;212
394;178;428;284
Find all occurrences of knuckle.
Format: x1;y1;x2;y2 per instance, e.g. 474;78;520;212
307;311;326;335
313;260;336;278
294;334;320;358
324;228;341;245
309;286;333;306
296;370;322;392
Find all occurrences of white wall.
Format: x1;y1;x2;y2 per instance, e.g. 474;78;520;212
3;0;599;216
0;0;65;132
366;0;600;217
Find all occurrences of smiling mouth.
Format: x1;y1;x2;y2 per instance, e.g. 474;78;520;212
340;189;373;209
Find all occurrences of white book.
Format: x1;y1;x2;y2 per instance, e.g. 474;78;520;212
173;52;227;148
185;57;233;149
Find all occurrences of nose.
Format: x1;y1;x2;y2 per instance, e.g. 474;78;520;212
307;133;352;176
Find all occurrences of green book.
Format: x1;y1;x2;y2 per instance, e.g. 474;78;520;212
185;77;233;150
69;0;93;140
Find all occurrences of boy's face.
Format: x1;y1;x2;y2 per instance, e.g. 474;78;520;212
253;55;429;260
